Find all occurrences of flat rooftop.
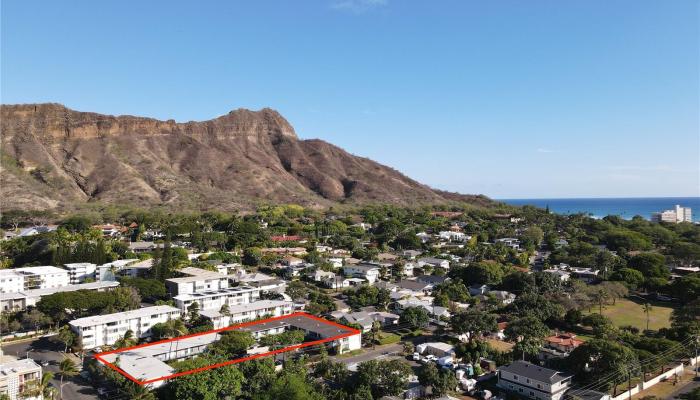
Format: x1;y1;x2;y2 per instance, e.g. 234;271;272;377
63;263;97;269
95;312;359;385
200;300;292;318
0;281;120;300
101;352;174;383
69;305;180;328
15;266;68;275
0;359;41;376
173;285;258;301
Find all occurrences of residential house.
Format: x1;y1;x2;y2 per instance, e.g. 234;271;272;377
343;264;381;285
416;342;456;357
543;269;571;282
333;311;400;332
439;231;470;242
416;275;449;286
487;290;516;305
495;238;521;250
417;257;450;270
497;361;573;400
416;232;431;243
468;284;490;296
539;332;584;360
401;250;423;260
17;225;57;237
282;255;304;266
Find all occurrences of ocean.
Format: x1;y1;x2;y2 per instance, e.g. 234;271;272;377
499;197;700;223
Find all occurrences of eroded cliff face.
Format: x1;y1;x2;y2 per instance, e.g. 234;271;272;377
0;103;490;211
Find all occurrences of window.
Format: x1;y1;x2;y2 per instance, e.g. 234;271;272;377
513;376;518;381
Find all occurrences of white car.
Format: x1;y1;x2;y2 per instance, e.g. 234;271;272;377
412;352;421;361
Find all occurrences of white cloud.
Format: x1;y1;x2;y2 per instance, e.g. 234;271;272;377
331;0;387;13
536;148;555;153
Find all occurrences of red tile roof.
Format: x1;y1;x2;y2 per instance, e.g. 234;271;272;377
545;333;584;348
270;235;302;242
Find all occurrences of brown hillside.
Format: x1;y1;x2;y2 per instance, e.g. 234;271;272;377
0;103;491;211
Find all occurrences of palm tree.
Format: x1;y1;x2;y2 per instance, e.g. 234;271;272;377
594;289;609;314
114;329;137;349
125;382;156;400
403;341;415;355
58;358;78;399
19;371;54;399
371;320;382;350
643;303;653;331
167;318;188;338
55;326;75;353
219;304;231;325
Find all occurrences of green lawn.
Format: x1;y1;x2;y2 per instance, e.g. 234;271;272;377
375;332;401;345
584;297;675;331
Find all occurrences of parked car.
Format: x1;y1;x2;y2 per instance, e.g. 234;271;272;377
412;352;420;361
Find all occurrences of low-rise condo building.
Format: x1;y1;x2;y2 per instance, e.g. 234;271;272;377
70;305;182;349
0;359;42;400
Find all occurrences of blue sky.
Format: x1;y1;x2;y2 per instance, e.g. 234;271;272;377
2;0;698;198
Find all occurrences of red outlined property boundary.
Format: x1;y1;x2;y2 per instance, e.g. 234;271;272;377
93;312;361;385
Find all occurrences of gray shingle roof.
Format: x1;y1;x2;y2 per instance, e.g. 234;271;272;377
500;361;573;384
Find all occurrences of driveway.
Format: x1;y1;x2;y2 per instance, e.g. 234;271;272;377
2;336;99;399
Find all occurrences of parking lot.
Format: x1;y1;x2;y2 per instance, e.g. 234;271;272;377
1;335;100;400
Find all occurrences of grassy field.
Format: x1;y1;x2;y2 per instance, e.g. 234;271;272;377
584;297;675;331
375;332;401;345
485;338;515;352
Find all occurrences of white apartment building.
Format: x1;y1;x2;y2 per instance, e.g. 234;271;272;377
70;305;182;349
0;271;24;294
173;285;262;312
200;300;294;328
63;263;97;284
0;359;42;400
438;231;470;242
495;238;521;250
0;281;119;312
15;266;69;290
416;257;450;270
497;361;573;400
165;267;230;297
96;259;143;281
651;205;692;223
343;264;381;284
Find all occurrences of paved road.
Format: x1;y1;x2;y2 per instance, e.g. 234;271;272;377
336;343;403;367
667;368;700;399
2;336;99;400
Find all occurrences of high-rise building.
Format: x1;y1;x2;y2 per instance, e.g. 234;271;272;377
651;205;692;223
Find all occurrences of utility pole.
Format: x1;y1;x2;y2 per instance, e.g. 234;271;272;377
628;371;632;400
695;335;699;378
